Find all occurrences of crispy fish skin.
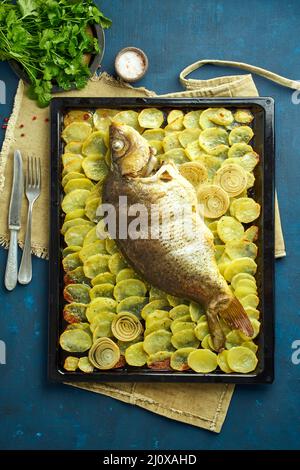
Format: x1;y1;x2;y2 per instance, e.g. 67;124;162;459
103;124;253;350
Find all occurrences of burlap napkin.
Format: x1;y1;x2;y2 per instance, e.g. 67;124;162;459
0;60;291;432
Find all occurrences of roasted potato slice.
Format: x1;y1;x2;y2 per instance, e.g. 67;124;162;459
62;121;92;143
113;279;147;302
229;126;254;145
188;349;218;373
199;128;229;154
64;110;93;127
138;108;164;128
82;155;108;182
86;297;117;322
64;284;90;304
65;224;94;247
63;302;87;323
83;253;110;278
227;346;258;373
82;131;107;157
125;342;148;366
223;257;257;282
113;110;141;131
170;347;196;371
143;329;173;355
60;328;92;352
217;216;244;243
183;110;202;129
117;296;149;319
91;272;116;286
233;109;254;124
61;189;91;214
147;351;172;369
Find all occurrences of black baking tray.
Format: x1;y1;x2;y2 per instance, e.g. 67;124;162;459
49;97;275;384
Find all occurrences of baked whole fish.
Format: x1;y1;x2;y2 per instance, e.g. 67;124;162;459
103;123;253;351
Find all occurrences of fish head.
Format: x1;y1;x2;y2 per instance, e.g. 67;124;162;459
110;124;157;177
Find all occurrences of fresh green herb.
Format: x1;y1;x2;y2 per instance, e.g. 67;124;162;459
0;0;111;107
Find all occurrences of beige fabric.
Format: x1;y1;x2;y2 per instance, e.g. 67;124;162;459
0;60;288;432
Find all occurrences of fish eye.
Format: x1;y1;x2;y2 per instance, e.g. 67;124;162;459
112;139;125;152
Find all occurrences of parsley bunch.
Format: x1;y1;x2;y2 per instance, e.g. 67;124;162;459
0;0;111;107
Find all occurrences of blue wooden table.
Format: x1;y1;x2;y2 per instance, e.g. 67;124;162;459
0;0;299;450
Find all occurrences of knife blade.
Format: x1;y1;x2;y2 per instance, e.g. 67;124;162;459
4;150;23;290
8;150;23;229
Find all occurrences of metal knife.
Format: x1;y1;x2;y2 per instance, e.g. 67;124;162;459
4;150;23;291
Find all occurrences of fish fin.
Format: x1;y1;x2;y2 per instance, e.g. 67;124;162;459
220;297;254;337
206;309;226;352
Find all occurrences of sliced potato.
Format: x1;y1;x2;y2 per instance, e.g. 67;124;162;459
244;307;260;320
171;329;200;349
164;116;184;132
62;152;83;168
63;302;87;323
83;226;98;246
61;189;91;214
114;279;147;302
64;266;90;286
125;342;148;366
199;108;218;129
145;318;172;336
194;321;209;341
231;197;261;223
62;121;92;143
225;330;244;349
147;351;172;369
178;128;201;148
63;356;79;371
169;304;190;320
138;108;164;128
83;253;110;278
185;141;206;160
217;350;232;373
166;295;188;307
85;197;101;223
160;148;189;165
167;109;184;124
149;140;163;155
223;257;257;282
210;108;233;126
65;224;94;247
91;272;116;286
108;252;128;275
78;356;94;373
82;155;108;182
149;286;168;301
82;131;107;157
117;296;149;319
89;311;117;333
217;216;244;243
64;178;94;194
143;129;165;141
170;321;195;334
183;110;202;128
225;240;258;260
231;272;256;289
143;329;173;355
116;268;139;283
197;184;229;219
240;294;260;310
64;110;92;127
170;347;195;371
93;108;119;132
199;128;229;154
227;346;258;373
62;172;85;187
113;110;141;131
189;301;205;322
62;245;82;257
61;218;94;236
62;252;82;272
64;142;83;155
90;283;114;299
60;328;92;352
188;349;218;373
234;109;254;124
162;133;182;152
63;284;90;304
228;143;253;159
229;126;254;145
86;297;117;322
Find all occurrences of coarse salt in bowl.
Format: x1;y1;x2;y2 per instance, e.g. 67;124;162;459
115;47;148;82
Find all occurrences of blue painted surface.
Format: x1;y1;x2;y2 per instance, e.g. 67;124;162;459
0;0;300;450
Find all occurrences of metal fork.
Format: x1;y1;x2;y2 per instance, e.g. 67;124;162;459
18;157;41;285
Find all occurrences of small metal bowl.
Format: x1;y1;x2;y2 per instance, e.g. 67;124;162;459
115;47;148;83
9;24;105;93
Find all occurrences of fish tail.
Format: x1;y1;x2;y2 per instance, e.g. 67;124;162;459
220;297;254;337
